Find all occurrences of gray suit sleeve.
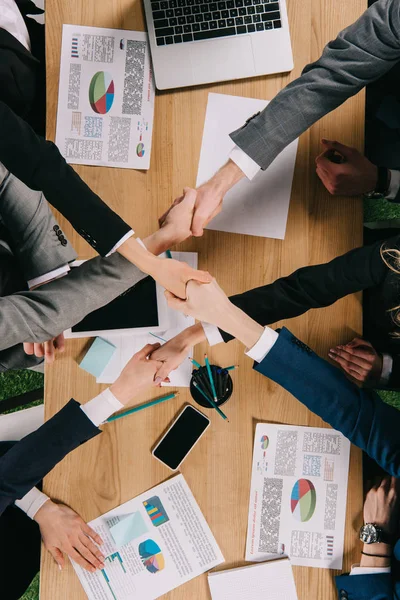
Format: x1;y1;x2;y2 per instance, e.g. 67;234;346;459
0;253;147;348
230;0;400;169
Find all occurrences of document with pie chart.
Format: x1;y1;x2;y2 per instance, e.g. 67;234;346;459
70;474;224;600
55;24;155;169
245;423;350;569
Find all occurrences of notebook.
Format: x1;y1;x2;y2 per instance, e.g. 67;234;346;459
208;558;298;600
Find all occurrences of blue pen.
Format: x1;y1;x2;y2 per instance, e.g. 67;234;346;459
107;392;178;422
204;354;218;402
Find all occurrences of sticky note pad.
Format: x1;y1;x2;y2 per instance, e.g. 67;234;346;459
110;512;148;548
79;337;116;378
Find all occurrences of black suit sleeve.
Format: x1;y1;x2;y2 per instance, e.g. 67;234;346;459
0;399;101;516
220;239;390;342
0;100;131;256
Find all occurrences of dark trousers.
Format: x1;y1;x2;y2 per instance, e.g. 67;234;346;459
0;441;41;599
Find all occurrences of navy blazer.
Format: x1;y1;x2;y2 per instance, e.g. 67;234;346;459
255;327;400;599
0;400;100;516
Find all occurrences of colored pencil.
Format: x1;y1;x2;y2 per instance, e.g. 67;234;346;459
214;365;223;399
106;392;178;422
149;332;167;343
204;354;218;403
218;365;238;372
189;356;202;368
193;369;213;398
165;250;172;259
193;381;228;421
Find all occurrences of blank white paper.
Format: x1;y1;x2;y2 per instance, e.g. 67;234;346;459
196;93;298;239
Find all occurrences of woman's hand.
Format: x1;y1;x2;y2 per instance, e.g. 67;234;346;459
150;257;212;300
150;324;207;381
34;501;105;573
328;338;383;384
23;333;65;364
110;343;165;404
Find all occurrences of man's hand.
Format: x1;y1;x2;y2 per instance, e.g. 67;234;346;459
160;160;245;238
23;333;65;364
315;139;379;196
149;257;212;300
328;337;383;384
34;500;105;573
363;477;400;533
110;343;166;403
150;324;207;381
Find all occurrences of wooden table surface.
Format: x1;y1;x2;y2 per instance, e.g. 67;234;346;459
41;0;366;598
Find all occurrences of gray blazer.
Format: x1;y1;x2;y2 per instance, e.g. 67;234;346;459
230;0;400;200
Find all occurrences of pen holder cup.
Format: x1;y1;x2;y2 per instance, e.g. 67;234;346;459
190;365;233;409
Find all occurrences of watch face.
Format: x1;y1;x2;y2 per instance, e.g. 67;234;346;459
364;191;385;200
360;523;380;544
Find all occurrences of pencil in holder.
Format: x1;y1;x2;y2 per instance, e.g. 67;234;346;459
190;365;233;409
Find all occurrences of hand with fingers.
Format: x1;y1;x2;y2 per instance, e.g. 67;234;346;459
156;187;197;248
150;324;207;382
109;343;166;404
23;332;65;365
328;337;383;385
34;500;105;573
315;139;379;196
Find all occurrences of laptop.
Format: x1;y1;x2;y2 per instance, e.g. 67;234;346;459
143;0;293;89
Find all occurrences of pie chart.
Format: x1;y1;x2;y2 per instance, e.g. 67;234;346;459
138;539;165;574
290;479;316;522
260;435;269;450
89;71;114;114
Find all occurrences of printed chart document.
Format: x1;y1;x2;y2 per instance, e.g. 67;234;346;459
208;558;298;600
97;252;197;387
196;93;298;239
71;474;224;599
56;24;154;169
245;423;350;569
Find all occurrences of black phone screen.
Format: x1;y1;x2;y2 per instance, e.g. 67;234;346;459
153;406;210;470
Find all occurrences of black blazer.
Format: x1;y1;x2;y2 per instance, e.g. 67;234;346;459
223;235;400;389
0;0;46;135
0;399;100;516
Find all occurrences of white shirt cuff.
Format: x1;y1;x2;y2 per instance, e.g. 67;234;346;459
229;146;260;181
105;230;135;257
15;487;50;519
350;565;391;575
28;264;70;289
80;388;124;426
201;322;225;346
380;353;393;386
245;326;279;363
385;170;400;200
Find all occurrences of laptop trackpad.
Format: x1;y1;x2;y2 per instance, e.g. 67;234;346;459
189;36;256;82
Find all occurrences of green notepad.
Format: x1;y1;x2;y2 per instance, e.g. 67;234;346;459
79;337;116;378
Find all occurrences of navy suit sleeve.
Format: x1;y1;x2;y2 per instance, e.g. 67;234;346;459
0;101;131;256
0;399;101;515
254;328;400;476
335;573;394;599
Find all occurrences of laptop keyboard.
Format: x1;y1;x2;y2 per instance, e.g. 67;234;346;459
151;0;281;46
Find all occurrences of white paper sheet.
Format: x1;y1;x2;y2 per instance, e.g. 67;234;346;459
208;558;298;600
245;423;350;569
56;24;155;169
97;252;197;387
71;474;224;600
196;93;298;239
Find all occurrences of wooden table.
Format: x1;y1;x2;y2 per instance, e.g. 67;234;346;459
41;0;366;598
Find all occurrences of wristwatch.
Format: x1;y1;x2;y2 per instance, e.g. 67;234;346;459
359;523;392;544
364;166;390;200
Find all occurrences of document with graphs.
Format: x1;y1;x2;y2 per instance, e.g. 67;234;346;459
245;423;350;569
56;24;154;169
71;474;224;600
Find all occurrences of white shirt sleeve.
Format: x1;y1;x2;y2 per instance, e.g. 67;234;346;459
229;146;260;181
0;0;31;51
105;230;135;257
385;170;400;200
245;327;279;363
28;264;70;289
380;353;393;386
80;388;124;426
201;322;225;346
15;487;50;519
350;565;391;575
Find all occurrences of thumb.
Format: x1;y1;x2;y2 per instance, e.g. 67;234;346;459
136;343;160;359
191;208;205;237
188;269;212;284
155;362;174;384
164;290;187;311
50;547;65;571
181;187;197;210
321;139;354;159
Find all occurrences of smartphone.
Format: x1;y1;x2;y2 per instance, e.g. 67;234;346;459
152;405;210;471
